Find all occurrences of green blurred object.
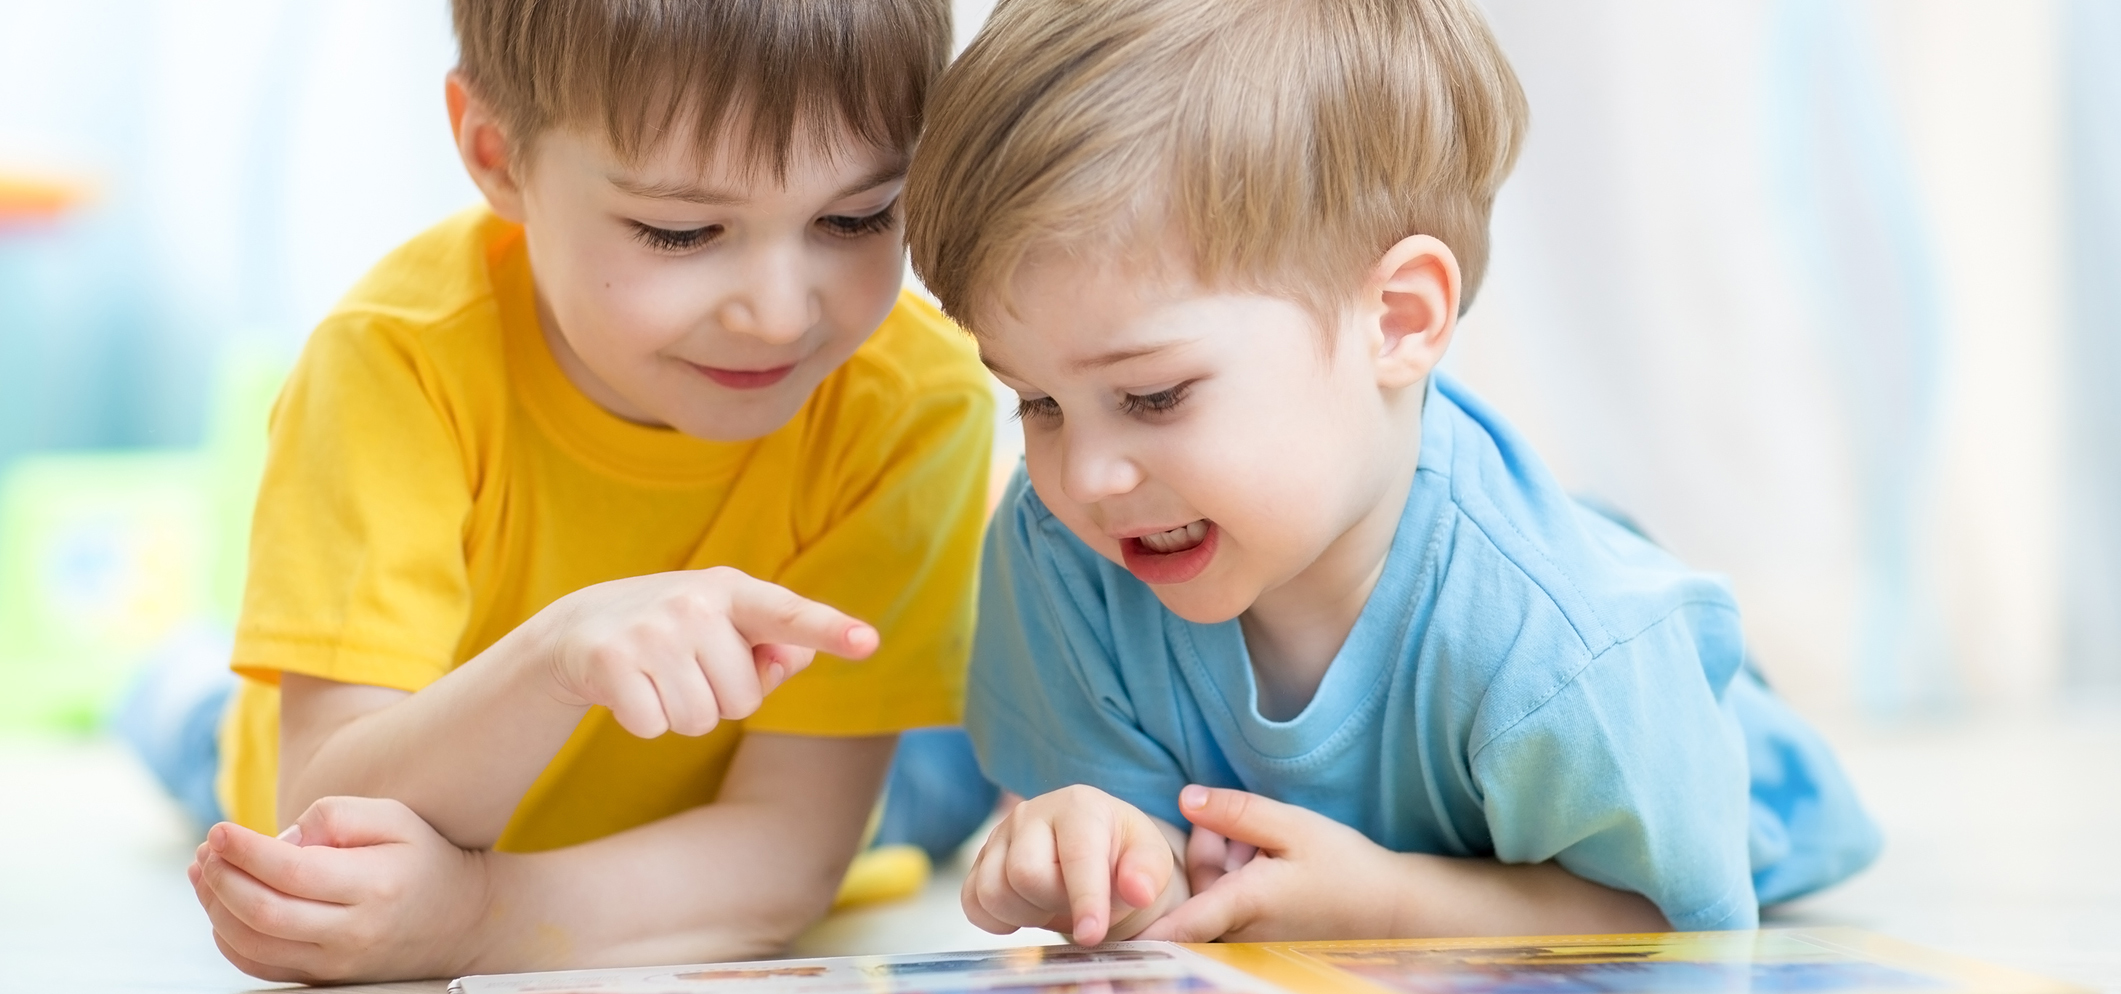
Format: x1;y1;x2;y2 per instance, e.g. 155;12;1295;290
0;343;286;733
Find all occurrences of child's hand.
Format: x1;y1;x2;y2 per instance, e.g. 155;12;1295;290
535;566;879;738
1137;785;1402;942
962;784;1186;945
188;797;492;984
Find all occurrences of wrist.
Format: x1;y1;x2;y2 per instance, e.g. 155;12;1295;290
453;848;517;976
1383;851;1447;937
493;605;590;712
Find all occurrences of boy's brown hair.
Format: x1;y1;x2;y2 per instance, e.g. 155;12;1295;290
452;0;951;175
906;0;1527;328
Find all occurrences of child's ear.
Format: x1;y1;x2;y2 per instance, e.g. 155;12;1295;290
447;71;528;223
1365;234;1460;390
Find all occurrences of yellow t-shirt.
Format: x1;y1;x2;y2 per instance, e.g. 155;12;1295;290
218;207;993;852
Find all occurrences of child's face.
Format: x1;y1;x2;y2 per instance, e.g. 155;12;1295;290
514;126;907;441
979;254;1423;625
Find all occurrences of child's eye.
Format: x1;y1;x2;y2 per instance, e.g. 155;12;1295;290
817;201;899;239
630;222;722;253
1118;382;1193;418
1013;395;1063;424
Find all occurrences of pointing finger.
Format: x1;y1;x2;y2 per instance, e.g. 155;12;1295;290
727;580;878;660
1052;816;1118;945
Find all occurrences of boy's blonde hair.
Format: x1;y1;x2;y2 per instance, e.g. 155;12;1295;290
906;0;1527;328
452;0;951;174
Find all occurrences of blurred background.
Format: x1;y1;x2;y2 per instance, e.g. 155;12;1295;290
0;0;2115;991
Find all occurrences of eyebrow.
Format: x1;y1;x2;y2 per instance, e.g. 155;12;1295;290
979;340;1190;381
608;161;909;207
1067;341;1186;373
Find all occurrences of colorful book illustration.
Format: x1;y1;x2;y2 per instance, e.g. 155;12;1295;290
448;929;2087;994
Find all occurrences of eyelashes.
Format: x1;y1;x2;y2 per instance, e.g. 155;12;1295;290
817;201;899;238
630;221;722;252
626;200;898;254
1012;382;1195;425
1014;396;1063;423
1119;383;1190;416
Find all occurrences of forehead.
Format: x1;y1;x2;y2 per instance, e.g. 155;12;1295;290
540;117;909;202
974;251;1314;380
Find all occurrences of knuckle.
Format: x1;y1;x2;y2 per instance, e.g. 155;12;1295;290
344;917;385;949
247;900;290;936
585;642;630;674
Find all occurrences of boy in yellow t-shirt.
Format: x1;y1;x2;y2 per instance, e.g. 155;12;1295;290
182;0;990;984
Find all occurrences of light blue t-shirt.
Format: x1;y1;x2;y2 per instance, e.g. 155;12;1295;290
967;374;1880;932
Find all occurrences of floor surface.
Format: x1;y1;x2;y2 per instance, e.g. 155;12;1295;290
2;702;2114;994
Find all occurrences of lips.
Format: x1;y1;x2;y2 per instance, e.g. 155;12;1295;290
1119;520;1219;585
692;363;796;390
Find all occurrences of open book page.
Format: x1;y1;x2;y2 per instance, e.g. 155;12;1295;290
450;942;1284;994
1181;928;2093;994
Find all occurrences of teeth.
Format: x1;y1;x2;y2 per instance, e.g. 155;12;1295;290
1137;520;1208;554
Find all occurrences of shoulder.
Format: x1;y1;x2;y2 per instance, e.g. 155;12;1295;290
833;291;993;407
1418;376;1745;723
300;207;515;390
802;291;996;461
1430;375;1739;645
290;208;517;419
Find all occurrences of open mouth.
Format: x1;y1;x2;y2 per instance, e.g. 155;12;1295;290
1119;520;1219;585
692;363;797;390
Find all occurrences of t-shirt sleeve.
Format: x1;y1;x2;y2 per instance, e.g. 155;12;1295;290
965;471;1192;820
1469;606;1759;931
230;316;474;691
746;375;993;736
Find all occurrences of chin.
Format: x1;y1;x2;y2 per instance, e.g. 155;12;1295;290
1147;581;1254;626
668;394;804;442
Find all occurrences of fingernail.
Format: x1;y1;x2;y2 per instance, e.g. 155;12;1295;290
277;823;303;846
1181;784;1209;810
765;662;785;688
848;625;879;654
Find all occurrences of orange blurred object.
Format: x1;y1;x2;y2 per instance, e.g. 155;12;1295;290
0;172;90;224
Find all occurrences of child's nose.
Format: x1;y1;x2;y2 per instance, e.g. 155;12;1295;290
1059;426;1144;504
720;272;818;345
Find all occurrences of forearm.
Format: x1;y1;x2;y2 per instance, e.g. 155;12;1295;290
463;733;892;972
279;623;587;846
1388;855;1670;937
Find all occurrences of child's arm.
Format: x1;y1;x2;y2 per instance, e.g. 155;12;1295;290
275;567;877;848
962;784;1194;945
191;731;891;984
1136;786;1668;942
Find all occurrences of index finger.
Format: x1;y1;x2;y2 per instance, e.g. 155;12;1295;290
1053;811;1121;945
727;579;879;659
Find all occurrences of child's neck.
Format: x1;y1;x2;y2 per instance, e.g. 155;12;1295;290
1238;417;1423;722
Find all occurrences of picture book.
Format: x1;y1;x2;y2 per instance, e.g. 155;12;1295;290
448;928;2090;994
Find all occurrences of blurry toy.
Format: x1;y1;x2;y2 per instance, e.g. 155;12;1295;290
0;170;89;229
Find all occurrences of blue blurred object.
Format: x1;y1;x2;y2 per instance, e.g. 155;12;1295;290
874;727;1001;863
112;627;234;829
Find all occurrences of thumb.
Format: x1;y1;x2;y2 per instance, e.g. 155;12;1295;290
288;796;429;849
1176;785;1307;853
1135;884;1242;943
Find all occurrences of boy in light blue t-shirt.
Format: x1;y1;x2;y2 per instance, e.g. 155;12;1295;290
902;0;1880;945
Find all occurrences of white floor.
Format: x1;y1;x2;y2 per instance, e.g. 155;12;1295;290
3;702;2115;994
